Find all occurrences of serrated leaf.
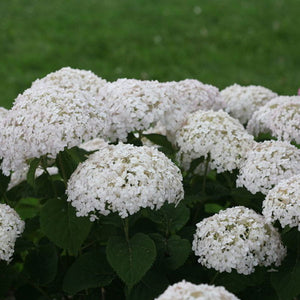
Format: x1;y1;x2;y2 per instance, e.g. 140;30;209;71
15;197;41;219
143;134;173;151
151;234;191;270
271;253;300;300
204;203;224;214
106;233;156;289
26;158;41;187
129;269;169;300
146;203;190;233
0;167;10;197
56;146;88;183
40;198;92;254
24;243;58;285
63;249;115;295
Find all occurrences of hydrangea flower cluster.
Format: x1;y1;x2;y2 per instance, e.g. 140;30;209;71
66;143;184;220
31;67;107;97
247;96;300;144
0;85;107;175
263;175;300;230
0;204;25;262
176;110;255;173
192;206;286;275
220;84;277;124
155;280;240;300
0;107;8;119
100;78;169;142
236;141;300;195
158;80;223;138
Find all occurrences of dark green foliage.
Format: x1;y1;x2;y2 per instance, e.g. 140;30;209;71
0;136;299;300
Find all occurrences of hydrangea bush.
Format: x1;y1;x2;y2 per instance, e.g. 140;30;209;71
0;67;299;300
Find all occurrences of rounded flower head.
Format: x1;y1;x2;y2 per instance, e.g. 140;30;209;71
236;141;300;195
31;67;107;97
0;204;25;262
0;85;107;175
263;175;300;230
101;78;169;142
247;96;300;144
158;80;223;138
155;280;240;300
66;143;184;220
0;107;8;119
176;110;255;173
192;206;286;275
221;84;277;124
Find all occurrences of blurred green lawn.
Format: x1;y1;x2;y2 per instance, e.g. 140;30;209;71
0;0;299;108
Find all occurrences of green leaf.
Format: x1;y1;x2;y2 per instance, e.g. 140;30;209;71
129;269;169;300
0;167;10;197
204;203;224;214
24;243;58;285
106;233;156;289
15;197;41;219
271;254;300;300
146;203;190;234
143;134;173;151
56;146;88;183
40;198;92;254
63;249;115;295
26;158;41;187
151;234;191;270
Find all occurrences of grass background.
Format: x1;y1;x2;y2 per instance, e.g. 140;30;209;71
0;0;299;108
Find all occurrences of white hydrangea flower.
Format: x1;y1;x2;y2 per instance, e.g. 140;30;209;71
0;204;25;262
101;78;169;142
155;280;240;300
0;107;8;119
247;96;300;144
221;84;277;124
31;67;107;97
0;85;107;175
192;206;286;275
8;166;58;190
66;143;184;220
263;175;300;230
176;110;255;173
236;141;300;195
158;80;224;139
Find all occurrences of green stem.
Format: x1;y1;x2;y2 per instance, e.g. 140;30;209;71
123;218;129;243
57;153;68;188
192;154;210;223
210;271;219;284
202;153;210;194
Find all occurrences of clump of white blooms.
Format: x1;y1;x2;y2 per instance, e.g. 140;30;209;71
158;80;224;139
8;166;58;190
79;138;109;152
0;204;25;262
0;85;107;175
66;143;184;220
31;67;107;97
192;206;286;275
220;84;277;124
0;107;8;119
101;78;169;142
176;110;255;173
236;141;300;195
247;96;300;144
263;175;300;230
155;280;240;300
